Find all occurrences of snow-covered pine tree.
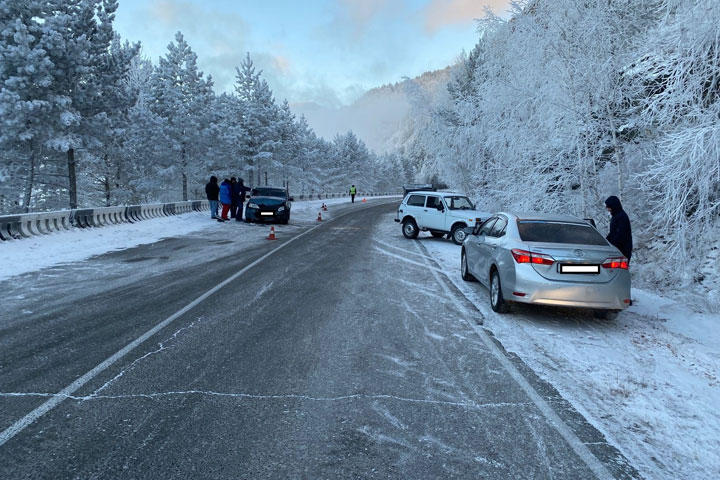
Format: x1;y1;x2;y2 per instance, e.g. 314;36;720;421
151;31;215;200
0;0;58;211
38;0;132;209
234;54;280;187
80;34;140;206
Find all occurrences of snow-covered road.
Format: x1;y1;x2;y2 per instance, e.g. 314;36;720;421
1;201;716;479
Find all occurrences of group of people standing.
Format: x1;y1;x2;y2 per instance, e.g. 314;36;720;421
205;176;251;222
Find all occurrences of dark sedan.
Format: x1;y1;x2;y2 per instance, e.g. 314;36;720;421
244;187;293;224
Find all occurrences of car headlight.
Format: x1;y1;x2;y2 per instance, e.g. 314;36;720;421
248;203;259;209
278;206;286;212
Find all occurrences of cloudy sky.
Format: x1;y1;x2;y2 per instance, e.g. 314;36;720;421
114;0;511;108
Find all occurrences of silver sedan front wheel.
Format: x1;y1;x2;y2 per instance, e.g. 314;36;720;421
490;270;509;313
461;250;475;282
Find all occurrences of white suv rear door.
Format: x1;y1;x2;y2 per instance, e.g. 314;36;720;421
403;194;427;226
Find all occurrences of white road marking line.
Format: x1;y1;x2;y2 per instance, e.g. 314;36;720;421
412;241;614;480
373;239;435;260
0;200;397;448
373;245;445;273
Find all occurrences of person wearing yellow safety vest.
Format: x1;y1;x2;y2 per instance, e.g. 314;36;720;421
349;185;357;203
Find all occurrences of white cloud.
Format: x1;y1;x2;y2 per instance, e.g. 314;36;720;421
423;0;510;33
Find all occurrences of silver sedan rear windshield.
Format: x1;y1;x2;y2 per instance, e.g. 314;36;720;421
517;221;607;245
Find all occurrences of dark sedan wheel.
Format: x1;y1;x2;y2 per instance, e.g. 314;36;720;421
461;250;476;282
402;219;419;239
490;270;510;313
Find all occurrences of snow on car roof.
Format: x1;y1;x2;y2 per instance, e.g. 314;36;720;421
505;211;587;223
435;192;467;197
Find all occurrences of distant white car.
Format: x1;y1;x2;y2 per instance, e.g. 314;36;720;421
395;191;492;244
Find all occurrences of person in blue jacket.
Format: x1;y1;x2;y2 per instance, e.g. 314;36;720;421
605;195;632;262
219;178;232;221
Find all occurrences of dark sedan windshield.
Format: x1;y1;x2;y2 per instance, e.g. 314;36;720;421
252;188;287;198
446;196;474;210
518;221;608;245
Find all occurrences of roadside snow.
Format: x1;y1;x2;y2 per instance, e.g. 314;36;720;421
0;197;373;282
416;233;720;480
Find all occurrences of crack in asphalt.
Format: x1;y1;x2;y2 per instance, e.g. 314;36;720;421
87;317;206;399
0;390;532;410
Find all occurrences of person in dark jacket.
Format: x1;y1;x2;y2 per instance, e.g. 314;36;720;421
235;178;251;222
605;195;632;262
205;176;220;219
230;177;239;219
219;178;232;221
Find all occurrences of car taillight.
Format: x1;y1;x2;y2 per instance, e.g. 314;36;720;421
511;249;554;266
602;257;629;269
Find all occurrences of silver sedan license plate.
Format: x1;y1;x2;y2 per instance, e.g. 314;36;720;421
560;264;599;274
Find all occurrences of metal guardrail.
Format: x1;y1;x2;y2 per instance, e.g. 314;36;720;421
0;200;209;242
0;192;401;241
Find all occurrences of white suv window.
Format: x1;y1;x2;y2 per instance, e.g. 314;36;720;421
406;195;425;207
425;196;443;209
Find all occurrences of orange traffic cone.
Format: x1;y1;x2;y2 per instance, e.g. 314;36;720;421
322;203;328;211
266;226;277;240
317;212;323;222
362;198;367;203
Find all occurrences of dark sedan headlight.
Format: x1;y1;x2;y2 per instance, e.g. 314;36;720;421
248;202;259;209
278;205;286;212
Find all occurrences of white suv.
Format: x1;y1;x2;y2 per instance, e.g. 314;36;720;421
395;192;492;244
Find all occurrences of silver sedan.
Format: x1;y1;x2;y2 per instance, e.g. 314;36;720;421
460;212;631;319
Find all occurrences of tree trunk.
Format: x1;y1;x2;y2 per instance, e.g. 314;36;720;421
67;148;78;209
182;172;188;201
181;144;188;201
22;140;36;213
104;177;111;207
606;105;624;199
248;159;255;188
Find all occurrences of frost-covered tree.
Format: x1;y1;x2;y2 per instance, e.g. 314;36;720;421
234;53;280;187
0;18;401;212
398;0;720;293
151;32;214;200
0;0;60;211
632;0;720;275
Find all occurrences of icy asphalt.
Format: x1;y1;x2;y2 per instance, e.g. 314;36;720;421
0;200;639;479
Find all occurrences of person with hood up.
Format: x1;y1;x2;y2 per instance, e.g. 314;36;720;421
229;177;238;219
234;178;251;222
205;176;220;220
605;195;632;262
219;178;232;221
